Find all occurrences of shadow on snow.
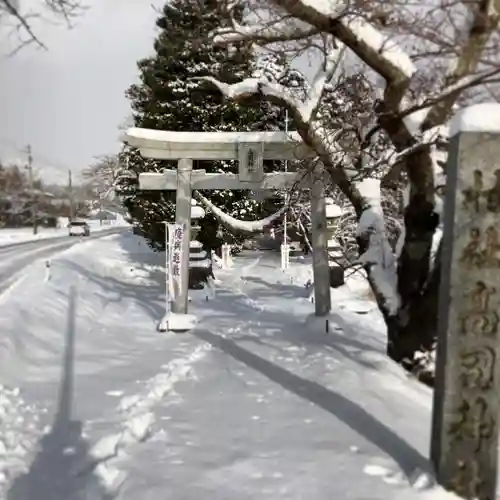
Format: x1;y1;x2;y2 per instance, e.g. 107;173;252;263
192;328;432;486
55;232;431;488
7;286;114;500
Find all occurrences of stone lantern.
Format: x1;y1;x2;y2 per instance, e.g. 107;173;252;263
188;199;210;289
325;198;345;288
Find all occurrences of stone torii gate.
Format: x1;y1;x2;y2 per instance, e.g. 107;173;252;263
124;127;332;319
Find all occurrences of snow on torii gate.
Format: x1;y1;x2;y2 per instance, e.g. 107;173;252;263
124;127;332;321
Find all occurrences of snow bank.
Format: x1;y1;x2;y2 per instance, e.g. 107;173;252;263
449;102;500;136
0;232;211;497
0;233;167;385
0;385;47;488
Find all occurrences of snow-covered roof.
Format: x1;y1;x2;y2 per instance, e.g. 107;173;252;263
325;200;342;218
356;178;381;205
450;103;500;136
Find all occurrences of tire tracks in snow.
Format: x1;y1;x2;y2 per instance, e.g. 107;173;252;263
73;343;211;494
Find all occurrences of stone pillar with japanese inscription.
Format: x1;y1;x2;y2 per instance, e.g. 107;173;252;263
431;103;500;500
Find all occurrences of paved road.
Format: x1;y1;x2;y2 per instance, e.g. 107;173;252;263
0;228;127;295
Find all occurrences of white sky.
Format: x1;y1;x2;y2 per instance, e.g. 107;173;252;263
0;0;319;186
0;0;163;184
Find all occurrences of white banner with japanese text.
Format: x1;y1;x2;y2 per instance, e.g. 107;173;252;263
167;223;185;302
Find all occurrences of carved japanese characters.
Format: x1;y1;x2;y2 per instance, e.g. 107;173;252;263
461;227;484;268
459;347;496;390
461;226;500;269
459;281;499;337
449;459;482;498
486;170;500;213
463;170;484;213
449;396;495;453
462;169;500;214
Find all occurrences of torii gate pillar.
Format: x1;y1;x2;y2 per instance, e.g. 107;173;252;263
172;159;192;314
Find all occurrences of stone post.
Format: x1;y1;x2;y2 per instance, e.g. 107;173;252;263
310;167;331;316
221;244;232;269
281;243;290;269
431;103;500;500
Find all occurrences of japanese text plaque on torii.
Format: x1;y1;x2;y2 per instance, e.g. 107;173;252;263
238;142;264;183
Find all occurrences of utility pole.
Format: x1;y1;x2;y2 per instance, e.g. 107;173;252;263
281;110;290;269
68;169;74;221
25;144;37;235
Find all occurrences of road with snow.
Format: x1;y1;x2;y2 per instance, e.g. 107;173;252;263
0;228;126;296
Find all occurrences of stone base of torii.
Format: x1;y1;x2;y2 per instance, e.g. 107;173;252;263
124;128;332;328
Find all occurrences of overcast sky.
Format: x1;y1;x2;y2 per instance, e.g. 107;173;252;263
0;0;163;184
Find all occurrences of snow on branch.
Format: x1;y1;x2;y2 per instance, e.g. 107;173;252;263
190;75;305;118
195;192;285;233
213;1;416;85
301;43;346;122
211;17;319;45
192;62;343;130
355;178;399;315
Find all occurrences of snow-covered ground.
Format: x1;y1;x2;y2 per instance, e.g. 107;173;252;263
0;232;459;500
0;219;129;247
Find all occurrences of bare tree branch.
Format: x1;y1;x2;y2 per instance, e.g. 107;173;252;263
1;0;84;52
421;0;500;130
191;74;367;216
2;0;46;50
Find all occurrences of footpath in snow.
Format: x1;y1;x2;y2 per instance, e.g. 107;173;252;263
0;232;458;500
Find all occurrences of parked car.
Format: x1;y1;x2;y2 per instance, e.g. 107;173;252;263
68;220;90;237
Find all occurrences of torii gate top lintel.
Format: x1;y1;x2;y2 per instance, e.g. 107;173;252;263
123;127;313;161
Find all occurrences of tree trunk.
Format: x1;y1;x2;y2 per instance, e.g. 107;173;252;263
387;197;440;364
359;198;441;383
387;260;440;367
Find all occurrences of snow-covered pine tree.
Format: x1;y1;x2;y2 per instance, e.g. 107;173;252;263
118;0;288;251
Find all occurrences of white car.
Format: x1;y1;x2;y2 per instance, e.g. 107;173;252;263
68;220;90;236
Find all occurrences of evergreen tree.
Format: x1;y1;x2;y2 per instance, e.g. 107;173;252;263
118;0;287;251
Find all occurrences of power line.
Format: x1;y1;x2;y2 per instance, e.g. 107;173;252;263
0;136;86;183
